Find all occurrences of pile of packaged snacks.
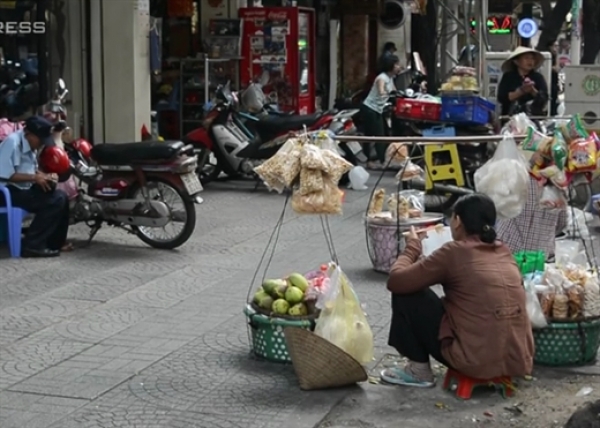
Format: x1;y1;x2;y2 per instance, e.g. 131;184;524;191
521;114;600;211
439;66;479;92
367;188;424;222
529;265;600;320
254;131;353;215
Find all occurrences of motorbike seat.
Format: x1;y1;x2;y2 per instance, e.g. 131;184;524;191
91;140;185;165
255;112;323;136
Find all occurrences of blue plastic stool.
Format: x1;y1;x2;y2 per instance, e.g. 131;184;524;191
0;185;26;258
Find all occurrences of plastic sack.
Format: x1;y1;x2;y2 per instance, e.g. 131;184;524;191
524;281;548;329
291;177;343;215
539;185;567;210
474;133;530;219
501;113;535;135
564;208;592;239
241;83;267;113
422;226;453;256
314;265;374;364
254;138;302;192
348;166;369;190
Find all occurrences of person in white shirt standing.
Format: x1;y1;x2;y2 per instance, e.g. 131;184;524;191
360;54;401;170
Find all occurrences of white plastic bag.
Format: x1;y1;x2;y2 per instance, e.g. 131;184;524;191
348;166;369;190
422;226;453;256
474;133;530;219
524;281;548;329
314;265;374;364
539;185;567;210
564;208;592;239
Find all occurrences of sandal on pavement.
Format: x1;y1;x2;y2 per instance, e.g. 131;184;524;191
380;367;435;388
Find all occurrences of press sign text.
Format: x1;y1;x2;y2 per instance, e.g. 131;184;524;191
0;22;46;34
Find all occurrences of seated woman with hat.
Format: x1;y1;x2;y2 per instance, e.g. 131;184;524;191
497;46;549;116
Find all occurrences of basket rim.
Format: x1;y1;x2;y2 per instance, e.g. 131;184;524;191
244;303;317;324
545;315;600;325
534;318;600;330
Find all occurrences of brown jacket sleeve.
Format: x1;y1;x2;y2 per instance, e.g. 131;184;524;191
387;239;454;294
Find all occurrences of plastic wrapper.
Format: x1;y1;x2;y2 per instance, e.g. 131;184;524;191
368;188;385;216
314;265;374;365
525;281;548;328
396;161;423;181
299;168;324;195
551;133;568;171
254;139;302;192
474;133;530;219
322;149;353;184
291;177;343;215
561;114;589;141
300;144;328;170
501;113;536;135
540;291;555;317
567;136;598;173
386;143;409;163
387;195;412;219
522;126;553;152
567;285;584;319
552;292;569;319
539;185;567;210
583;276;600;317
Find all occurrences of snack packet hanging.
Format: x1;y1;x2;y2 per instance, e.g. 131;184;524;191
551;133;568;170
567;136;597;173
561;114;589;141
522;126;552;152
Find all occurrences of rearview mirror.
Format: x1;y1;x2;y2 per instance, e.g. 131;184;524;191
57;78;66;91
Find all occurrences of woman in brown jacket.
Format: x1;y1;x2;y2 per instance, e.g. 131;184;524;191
381;193;534;387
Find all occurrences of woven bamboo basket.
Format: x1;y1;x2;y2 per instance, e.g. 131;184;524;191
283;327;367;390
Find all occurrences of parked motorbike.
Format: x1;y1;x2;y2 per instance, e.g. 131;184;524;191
37;79;202;249
0;59;39;120
185;83;359;184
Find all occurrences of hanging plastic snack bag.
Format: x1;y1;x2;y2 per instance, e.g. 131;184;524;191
567;136;598;173
522;126;553;152
314;265;374;364
291;177;343;215
300;143;328;170
321;149;354;185
551;133;568;170
474;133;530;219
561;114;589;141
299;168;324;195
539;185;567;210
254;138;302;192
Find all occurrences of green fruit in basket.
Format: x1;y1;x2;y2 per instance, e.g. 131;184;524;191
262;279;287;296
258;296;274;310
272;299;290;315
288;273;309;292
273;283;288;299
284;286;304;304
253;290;268;304
288;303;308;316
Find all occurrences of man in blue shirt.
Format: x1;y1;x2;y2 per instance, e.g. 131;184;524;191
0;116;69;258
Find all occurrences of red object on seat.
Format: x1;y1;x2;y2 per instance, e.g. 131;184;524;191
39;146;70;175
72;138;92;158
442;368;515;400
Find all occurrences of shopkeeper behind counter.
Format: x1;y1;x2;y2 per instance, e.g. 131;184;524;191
497;46;549;117
381;194;533;387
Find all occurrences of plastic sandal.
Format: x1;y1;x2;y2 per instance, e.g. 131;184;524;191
380;367;436;388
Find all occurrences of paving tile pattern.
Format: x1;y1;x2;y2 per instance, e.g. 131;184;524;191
0;181;389;428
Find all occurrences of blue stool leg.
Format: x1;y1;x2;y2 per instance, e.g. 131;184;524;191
8;208;24;258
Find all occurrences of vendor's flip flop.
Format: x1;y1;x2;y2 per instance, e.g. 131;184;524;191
61;242;75;252
380;367;435;388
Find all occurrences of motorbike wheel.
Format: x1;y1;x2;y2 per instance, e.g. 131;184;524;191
130;179;196;250
196;147;221;185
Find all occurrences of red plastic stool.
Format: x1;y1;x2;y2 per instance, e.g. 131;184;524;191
442;368;515;399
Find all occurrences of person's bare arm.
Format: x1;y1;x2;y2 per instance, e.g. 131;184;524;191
376;77;387;96
8;172;51;190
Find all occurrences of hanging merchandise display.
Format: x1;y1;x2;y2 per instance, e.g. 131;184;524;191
239;7;316;114
244;130;373;390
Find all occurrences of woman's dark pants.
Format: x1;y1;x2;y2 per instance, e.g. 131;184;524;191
359;104;387;163
388;288;450;366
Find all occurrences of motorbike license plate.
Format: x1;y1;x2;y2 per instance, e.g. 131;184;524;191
181;173;203;195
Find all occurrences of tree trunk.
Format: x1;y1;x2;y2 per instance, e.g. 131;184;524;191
535;0;572;50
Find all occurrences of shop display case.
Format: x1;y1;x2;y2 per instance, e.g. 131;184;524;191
239;7;316;114
178;56;240;137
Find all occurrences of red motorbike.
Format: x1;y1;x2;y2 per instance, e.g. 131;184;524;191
47;79;202;249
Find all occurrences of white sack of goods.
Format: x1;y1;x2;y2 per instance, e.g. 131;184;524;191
474;133;530;219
